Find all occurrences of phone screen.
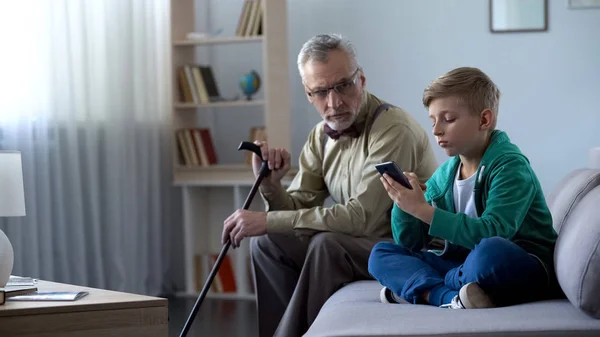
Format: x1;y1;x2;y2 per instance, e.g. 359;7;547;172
375;161;413;189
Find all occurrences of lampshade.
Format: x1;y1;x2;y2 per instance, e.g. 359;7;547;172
0;151;26;217
591;147;600;170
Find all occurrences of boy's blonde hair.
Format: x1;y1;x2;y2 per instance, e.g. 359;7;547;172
422;67;501;128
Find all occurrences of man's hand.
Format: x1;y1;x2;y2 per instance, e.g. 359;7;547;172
222;210;268;248
380;172;434;224
252;140;291;186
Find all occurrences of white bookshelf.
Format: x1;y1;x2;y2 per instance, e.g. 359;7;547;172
174;165;297;187
173;36;264;46
173;100;265;109
169;0;291;300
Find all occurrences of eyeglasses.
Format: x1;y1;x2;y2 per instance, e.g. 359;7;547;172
306;68;360;100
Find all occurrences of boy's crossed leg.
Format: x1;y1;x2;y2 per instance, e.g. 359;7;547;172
369;236;549;308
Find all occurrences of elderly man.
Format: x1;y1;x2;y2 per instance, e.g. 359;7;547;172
221;33;438;337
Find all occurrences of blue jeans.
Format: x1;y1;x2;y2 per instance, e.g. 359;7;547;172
368;237;549;306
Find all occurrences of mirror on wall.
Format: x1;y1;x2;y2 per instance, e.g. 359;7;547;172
490;0;548;33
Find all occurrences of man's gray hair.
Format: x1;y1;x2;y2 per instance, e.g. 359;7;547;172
297;33;359;80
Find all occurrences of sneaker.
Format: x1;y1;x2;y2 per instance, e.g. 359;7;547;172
379;287;406;304
439;294;465;309
440;282;495;309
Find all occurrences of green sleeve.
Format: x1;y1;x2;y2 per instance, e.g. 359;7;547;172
391;199;429;251
428;156;536;249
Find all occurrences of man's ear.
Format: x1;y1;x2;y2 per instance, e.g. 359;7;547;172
302;82;313;103
305;91;314;103
480;109;494;130
359;70;366;88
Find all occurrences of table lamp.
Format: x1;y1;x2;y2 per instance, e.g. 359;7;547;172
0;151;26;287
591;147;600;169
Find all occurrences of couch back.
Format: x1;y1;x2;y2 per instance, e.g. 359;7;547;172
546;168;600;319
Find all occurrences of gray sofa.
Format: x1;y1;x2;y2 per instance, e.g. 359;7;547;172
306;169;600;337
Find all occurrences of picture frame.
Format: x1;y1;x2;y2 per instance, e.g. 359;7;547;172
568;0;600;9
489;0;548;33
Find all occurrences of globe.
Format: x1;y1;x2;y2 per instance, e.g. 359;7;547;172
239;70;261;100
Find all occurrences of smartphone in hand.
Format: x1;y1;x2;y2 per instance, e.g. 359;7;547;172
375;161;413;189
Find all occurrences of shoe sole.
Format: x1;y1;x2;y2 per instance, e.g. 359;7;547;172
380;287;392;304
459;283;495;309
380;287;409;304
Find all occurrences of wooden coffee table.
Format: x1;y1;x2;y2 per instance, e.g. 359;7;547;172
0;279;168;337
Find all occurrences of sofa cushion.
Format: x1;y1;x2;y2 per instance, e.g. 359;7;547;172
546;169;600;233
554;186;600;319
306;280;600;337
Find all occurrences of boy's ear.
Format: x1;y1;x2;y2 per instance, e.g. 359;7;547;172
479;109;494;130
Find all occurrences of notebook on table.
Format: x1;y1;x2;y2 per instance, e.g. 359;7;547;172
7;291;89;302
0;285;38;305
6;275;37;287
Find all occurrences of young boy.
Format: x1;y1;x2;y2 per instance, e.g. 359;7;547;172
368;67;559;309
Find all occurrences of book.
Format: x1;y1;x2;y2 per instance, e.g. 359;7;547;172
0;285;38;305
7;275;37;287
246;126;267;164
207;254;237;293
198;66;221;101
7;291;89;302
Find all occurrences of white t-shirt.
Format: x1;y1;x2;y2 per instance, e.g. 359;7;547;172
453;163;479;219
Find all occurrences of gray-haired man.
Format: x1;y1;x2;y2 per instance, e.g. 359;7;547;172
221;33;438;337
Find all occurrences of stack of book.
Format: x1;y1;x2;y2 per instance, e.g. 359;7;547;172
2;276;89;303
1;276;37;305
176;128;217;167
177;64;221;104
235;0;263;37
195;254;238;294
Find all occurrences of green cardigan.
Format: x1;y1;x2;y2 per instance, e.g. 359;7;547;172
391;130;557;273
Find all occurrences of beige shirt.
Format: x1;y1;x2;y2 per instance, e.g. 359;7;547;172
261;92;438;238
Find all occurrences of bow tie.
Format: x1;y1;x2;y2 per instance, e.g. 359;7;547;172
323;123;362;140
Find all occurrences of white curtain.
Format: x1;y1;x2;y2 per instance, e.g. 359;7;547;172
0;0;183;296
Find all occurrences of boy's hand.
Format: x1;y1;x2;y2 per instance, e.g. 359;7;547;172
380;172;434;224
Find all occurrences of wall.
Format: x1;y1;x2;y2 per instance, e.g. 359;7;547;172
287;0;600;194
206;0;600;194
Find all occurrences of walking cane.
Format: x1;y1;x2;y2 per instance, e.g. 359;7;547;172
179;141;271;337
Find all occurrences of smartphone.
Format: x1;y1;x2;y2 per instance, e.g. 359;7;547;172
375;161;413;189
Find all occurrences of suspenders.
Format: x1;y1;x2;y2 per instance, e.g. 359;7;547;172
321;103;393;157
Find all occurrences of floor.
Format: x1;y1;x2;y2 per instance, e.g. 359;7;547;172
168;296;258;337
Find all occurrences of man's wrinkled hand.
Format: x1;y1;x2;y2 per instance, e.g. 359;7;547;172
252;140;291;185
221;210;268;248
